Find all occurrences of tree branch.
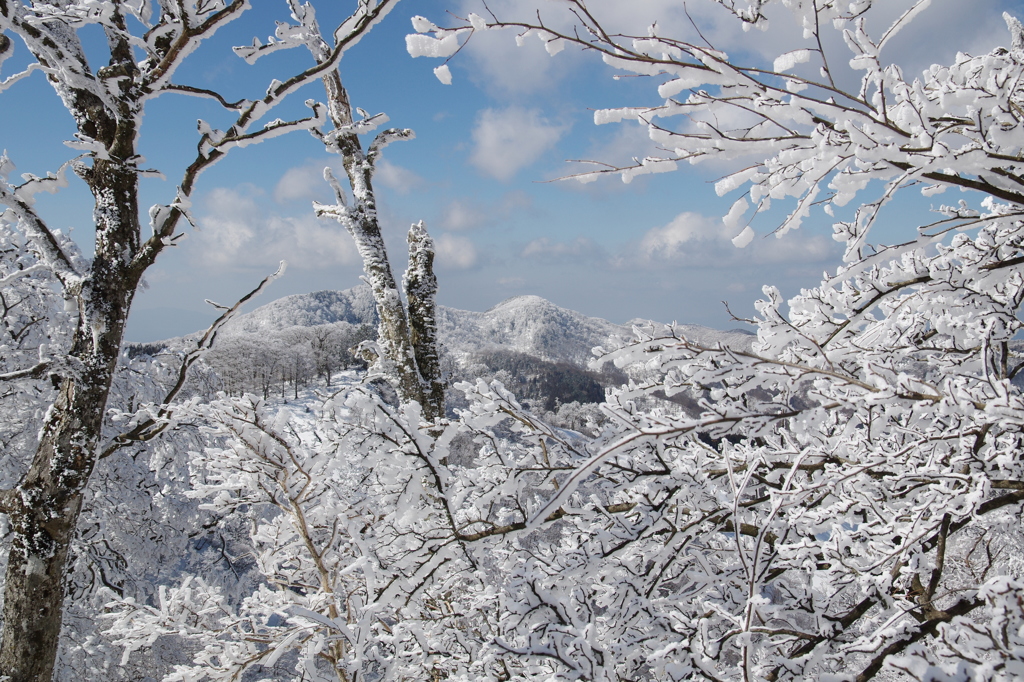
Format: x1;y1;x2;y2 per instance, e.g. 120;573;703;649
160;83;250;109
0;361;50;382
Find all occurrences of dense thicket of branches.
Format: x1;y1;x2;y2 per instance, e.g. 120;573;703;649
109;2;1024;679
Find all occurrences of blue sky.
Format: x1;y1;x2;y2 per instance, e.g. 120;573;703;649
2;0;1020;341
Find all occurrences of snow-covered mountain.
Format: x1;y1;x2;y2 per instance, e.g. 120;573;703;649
211;285;754;364
438;294;633;364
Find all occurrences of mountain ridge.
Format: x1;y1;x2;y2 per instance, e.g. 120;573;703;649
146;285;755;365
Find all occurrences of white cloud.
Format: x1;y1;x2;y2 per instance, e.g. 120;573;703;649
470;107;566;181
633;210;839;267
374;159;425;194
459;24;572;95
452;0;717;95
640;212;723;258
434;233;478;269
450;0;586;95
441;200;488;231
274;163;333;204
438;192;534;231
756;232;836;264
192;187;357;270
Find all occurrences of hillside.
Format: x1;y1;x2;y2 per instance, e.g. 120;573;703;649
129;286;757;413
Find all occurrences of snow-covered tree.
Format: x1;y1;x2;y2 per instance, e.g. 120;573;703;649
308;324;355;386
0;1;399;678
245;0;446;422
107;390;482;681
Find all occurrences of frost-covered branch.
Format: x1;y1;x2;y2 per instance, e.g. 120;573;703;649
0;360;50;382
411;2;1024;260
159;83;250;110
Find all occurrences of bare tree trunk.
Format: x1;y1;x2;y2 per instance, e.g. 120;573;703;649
2;367;118;679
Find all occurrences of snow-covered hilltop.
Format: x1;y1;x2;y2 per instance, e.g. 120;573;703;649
221;287;380;333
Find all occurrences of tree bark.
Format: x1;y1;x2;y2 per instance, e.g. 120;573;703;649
1;161;143;680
